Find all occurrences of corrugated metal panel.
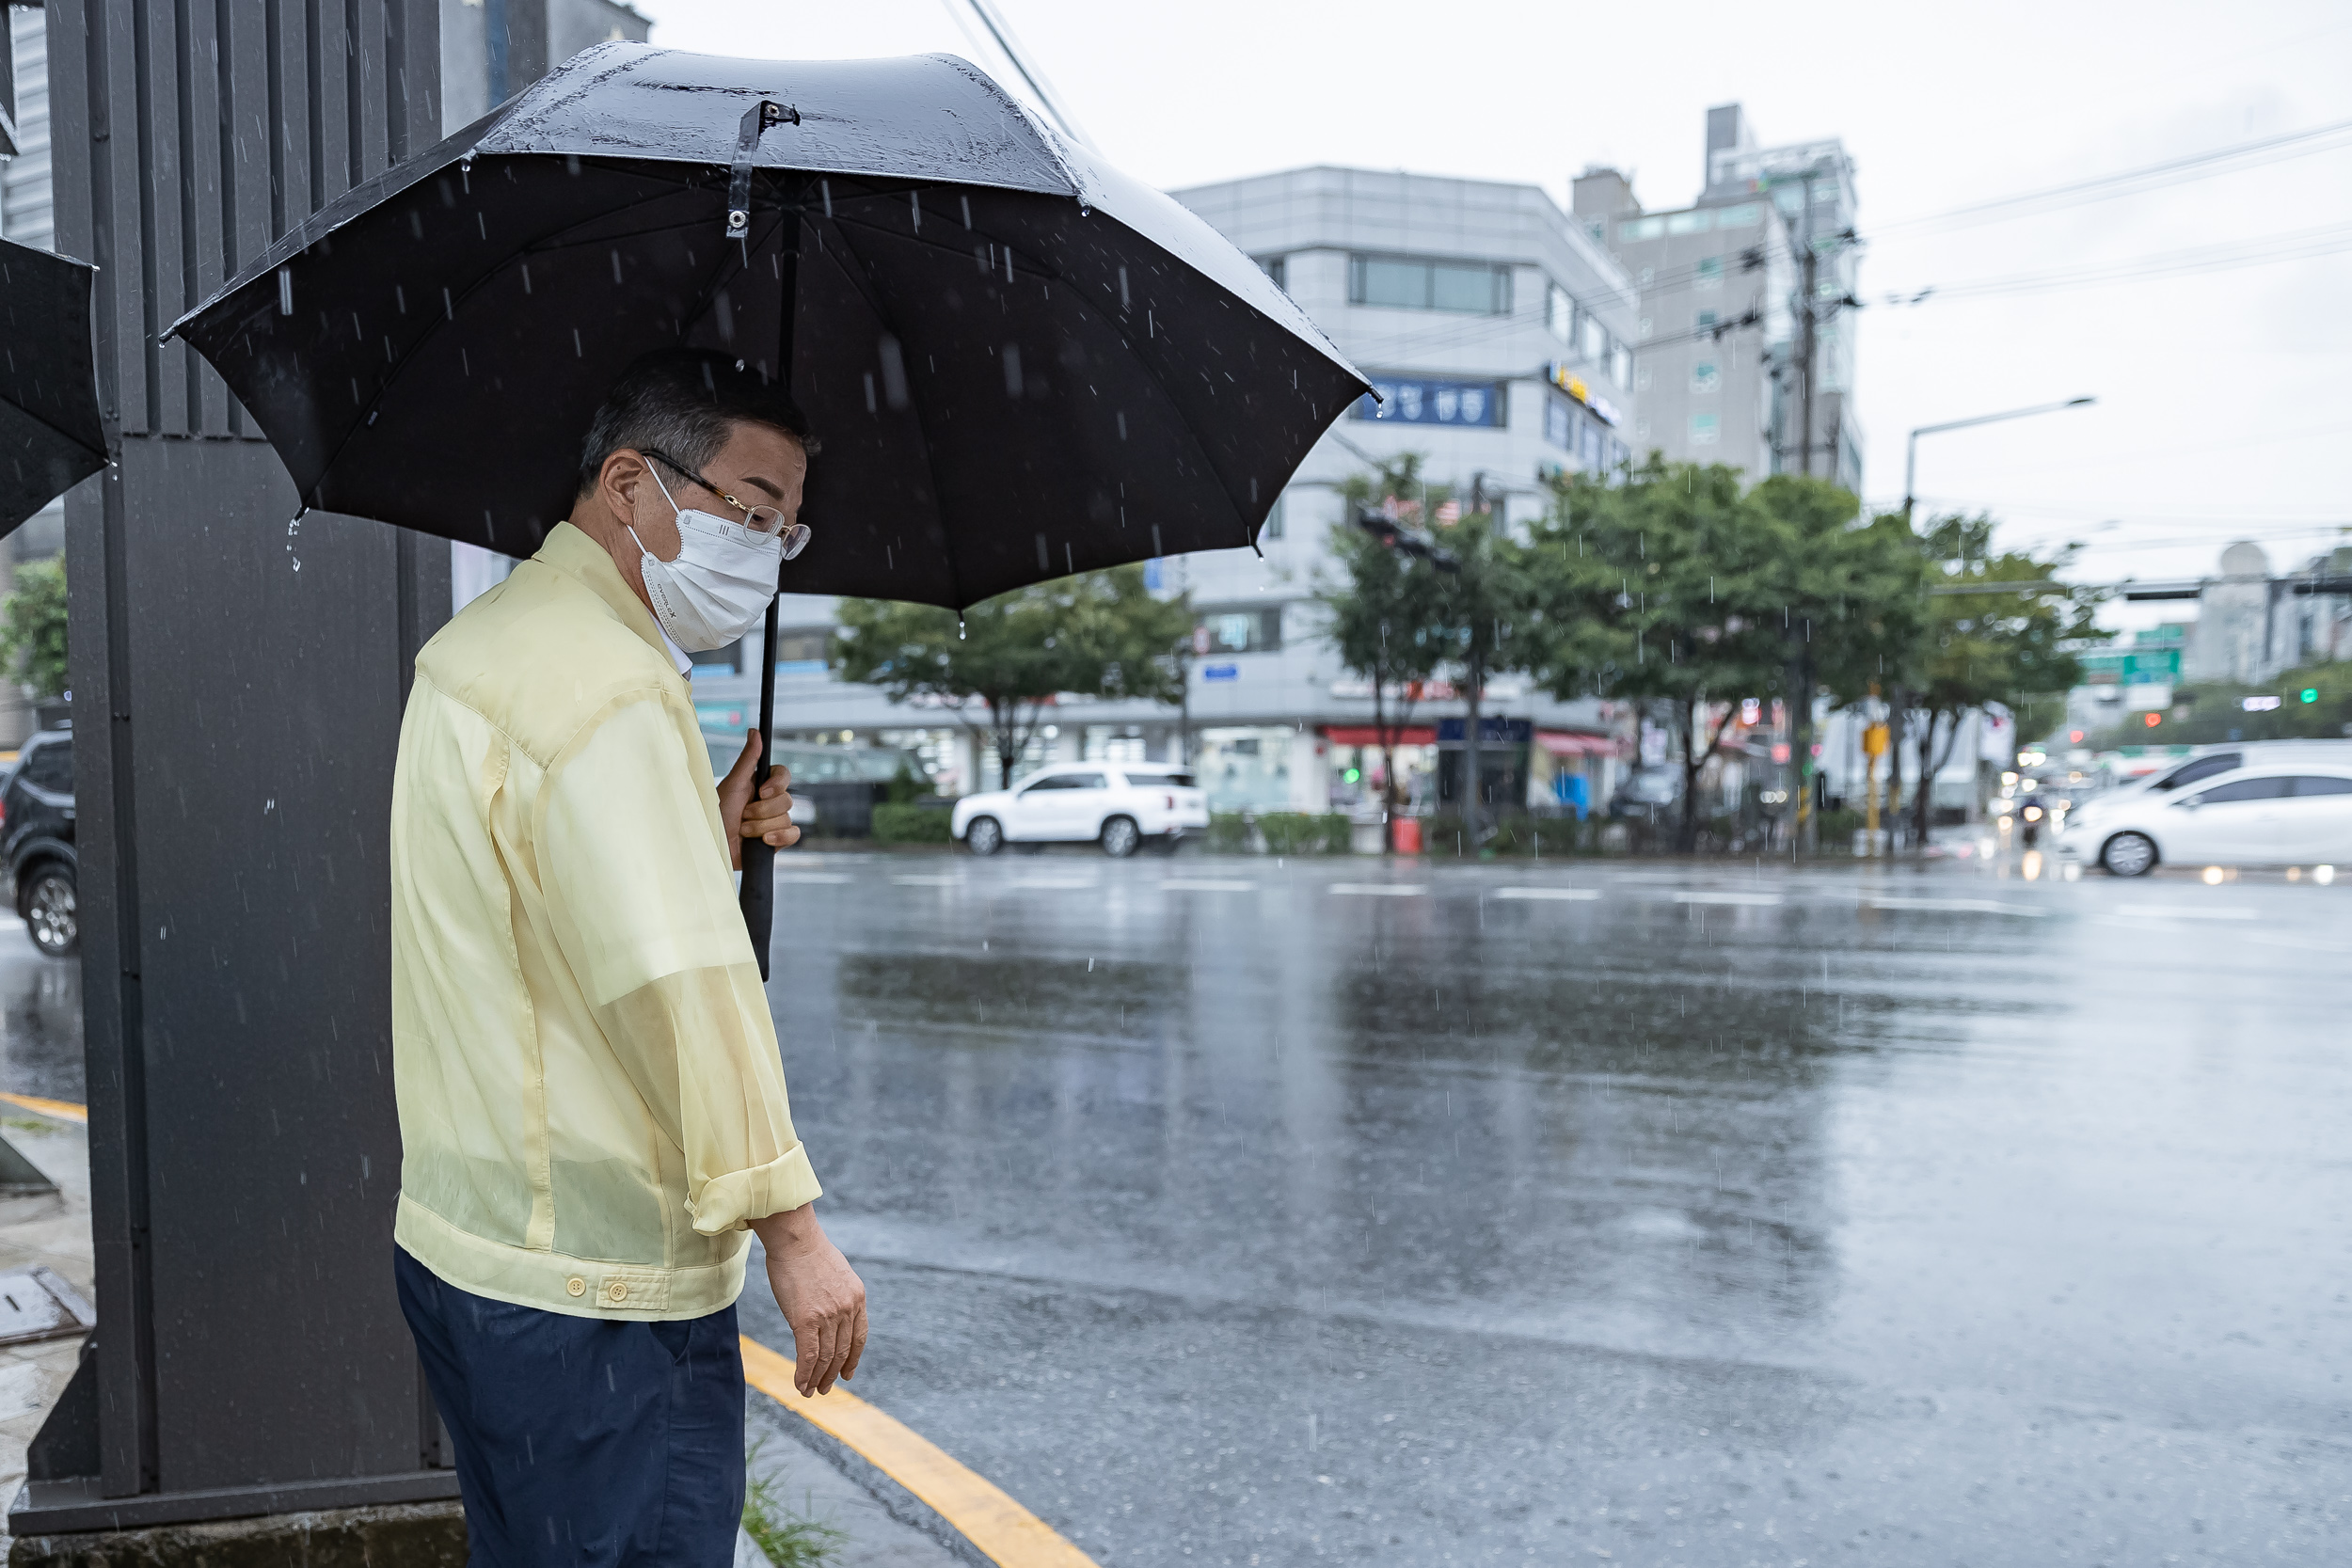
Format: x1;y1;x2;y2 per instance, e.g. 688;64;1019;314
30;0;456;1525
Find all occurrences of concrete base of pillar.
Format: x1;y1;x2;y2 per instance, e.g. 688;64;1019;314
8;1500;465;1568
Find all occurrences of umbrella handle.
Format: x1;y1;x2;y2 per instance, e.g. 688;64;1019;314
739;593;783;981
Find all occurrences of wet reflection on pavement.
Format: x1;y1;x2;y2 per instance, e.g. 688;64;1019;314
745;853;2352;1566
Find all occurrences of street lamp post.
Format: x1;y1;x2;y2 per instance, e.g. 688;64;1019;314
1903;396;2095;525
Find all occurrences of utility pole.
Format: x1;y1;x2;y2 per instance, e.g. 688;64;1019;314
1795;170;1819;480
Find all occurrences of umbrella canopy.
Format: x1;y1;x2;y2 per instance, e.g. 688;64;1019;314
0;238;105;536
169;41;1369;610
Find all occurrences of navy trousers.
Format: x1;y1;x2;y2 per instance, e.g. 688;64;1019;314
396;1247;746;1568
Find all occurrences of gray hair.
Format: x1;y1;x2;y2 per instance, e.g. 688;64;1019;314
577;348;817;494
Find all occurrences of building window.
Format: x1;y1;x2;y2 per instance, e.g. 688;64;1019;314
1576;317;1603;362
772;627;831;673
1695;310;1719;329
1349;254;1510;315
1611;345;1633;389
689;640;743;676
1620;216;1666;242
1690;413;1720;445
1261;491;1285;541
1693;255;1723;291
1773;187;1804;214
1256;254;1286;290
1691;361;1720;393
1666;210;1709;235
1545;398;1573;451
1196;605;1281;654
1546;282;1572;341
1715;203;1762;228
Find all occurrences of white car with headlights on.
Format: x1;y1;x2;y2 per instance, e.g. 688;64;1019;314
954;765;1211;857
2058;761;2352;876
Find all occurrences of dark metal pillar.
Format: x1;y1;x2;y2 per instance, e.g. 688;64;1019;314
13;0;461;1533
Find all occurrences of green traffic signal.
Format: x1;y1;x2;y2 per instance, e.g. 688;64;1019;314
2302;689;2320;704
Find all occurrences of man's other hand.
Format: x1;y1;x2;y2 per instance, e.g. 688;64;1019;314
718;732;800;868
751;1205;868;1397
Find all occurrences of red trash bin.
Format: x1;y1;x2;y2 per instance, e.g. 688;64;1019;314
1393;817;1422;855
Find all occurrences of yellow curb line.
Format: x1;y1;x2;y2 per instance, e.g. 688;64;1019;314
4;1097;1073;1563
0;1092;87;1124
739;1335;1099;1568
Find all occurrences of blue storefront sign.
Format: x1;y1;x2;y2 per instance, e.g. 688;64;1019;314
1354;376;1503;428
1438;717;1533;744
695;703;747;734
1202;664;1240;682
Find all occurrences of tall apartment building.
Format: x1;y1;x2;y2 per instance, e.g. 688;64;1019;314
1573;103;1862;493
688;166;1639;813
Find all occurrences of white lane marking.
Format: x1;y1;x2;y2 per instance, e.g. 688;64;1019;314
1010;878;1096;890
2110;903;2258;921
1492;887;1602;901
1330;883;1427;897
775;872;851;884
892;875;959;886
1160;879;1258;893
1865;895;2047;917
1670;891;1784;907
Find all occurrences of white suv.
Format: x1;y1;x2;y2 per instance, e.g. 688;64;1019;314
953;766;1211;857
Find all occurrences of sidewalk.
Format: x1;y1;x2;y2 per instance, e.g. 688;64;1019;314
0;1112;93;1562
0;1107;963;1568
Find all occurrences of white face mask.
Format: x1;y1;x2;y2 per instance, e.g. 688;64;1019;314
627;467;784;653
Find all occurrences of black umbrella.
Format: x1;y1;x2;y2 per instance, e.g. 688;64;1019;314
170;41;1369;974
0;237;105;536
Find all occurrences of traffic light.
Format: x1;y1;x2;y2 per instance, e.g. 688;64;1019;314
2069;729;2084;743
2143;712;2162;728
2302;688;2319;704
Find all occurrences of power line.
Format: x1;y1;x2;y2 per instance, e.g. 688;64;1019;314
1868;115;2352;238
1881;219;2352;304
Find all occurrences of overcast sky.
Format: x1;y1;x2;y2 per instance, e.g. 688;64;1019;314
641;0;2352;629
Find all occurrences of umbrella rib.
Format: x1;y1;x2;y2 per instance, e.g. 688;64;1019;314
296;175;735;515
0;398;108;469
821;206;1260;552
810;209;969;611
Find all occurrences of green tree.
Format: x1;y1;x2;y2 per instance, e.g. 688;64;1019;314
1899;514;2106;843
1529;461;1799;850
0;557;68;700
1325;455;1541;841
1758;480;1928;846
1319;457;1451;849
833;565;1189;789
1529;463;1919;851
1432;507;1541;839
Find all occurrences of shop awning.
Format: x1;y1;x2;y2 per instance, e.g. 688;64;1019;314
1536;730;1620;758
1323;725;1438;747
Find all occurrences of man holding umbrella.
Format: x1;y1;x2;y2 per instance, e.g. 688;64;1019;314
389;347;866;1563
167;40;1372;1564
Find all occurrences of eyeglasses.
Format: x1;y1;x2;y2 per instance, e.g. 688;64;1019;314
641;448;812;560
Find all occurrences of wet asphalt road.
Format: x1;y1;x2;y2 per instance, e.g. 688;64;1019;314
736;847;2351;1566
2;851;2345;1563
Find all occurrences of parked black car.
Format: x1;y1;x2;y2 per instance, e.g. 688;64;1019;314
3;726;75;958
